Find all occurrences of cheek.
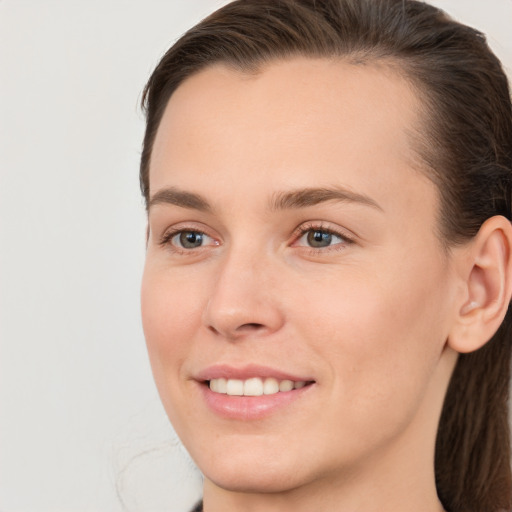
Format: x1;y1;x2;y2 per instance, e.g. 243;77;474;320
141;264;202;387
297;258;451;422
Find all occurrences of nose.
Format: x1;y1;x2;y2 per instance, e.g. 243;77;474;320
202;247;285;341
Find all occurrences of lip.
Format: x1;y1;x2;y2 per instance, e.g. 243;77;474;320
194;364;316;420
195;363;314;382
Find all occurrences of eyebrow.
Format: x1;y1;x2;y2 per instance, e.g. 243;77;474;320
270;187;383;211
148;187;211;212
147;185;382;213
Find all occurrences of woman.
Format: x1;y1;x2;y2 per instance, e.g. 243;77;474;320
139;1;512;510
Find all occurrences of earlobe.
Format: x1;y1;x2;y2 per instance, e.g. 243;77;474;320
448;216;512;354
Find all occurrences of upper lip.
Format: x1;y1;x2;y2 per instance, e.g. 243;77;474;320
195;364;315;382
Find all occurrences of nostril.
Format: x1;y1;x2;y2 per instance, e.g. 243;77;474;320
238;323;265;331
208;325;220;335
207;322;265;339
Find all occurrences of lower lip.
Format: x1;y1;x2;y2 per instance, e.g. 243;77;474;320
199;382;315;420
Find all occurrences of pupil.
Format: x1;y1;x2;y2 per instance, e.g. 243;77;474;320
307;230;332;247
180;231;203;248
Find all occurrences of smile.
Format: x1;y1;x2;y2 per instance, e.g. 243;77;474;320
209;377;309;396
196;365;316;419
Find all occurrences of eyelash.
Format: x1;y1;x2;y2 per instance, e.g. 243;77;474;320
158;222;355;254
292;222;355;252
159;227;217;254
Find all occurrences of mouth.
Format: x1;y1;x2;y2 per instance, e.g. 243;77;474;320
207;377;314;396
195;366;316;420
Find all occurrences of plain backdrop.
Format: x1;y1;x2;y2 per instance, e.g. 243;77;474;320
0;1;511;511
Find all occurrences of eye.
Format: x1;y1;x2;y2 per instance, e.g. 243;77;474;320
303;230;341;248
293;224;353;251
174;230;207;249
160;228;218;251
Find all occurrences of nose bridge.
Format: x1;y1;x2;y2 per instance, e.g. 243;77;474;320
203;239;283;339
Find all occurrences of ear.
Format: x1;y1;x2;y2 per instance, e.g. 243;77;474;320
448;216;512;354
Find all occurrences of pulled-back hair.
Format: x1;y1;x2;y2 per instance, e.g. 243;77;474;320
139;1;512;510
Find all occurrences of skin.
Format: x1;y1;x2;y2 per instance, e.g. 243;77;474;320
141;58;510;511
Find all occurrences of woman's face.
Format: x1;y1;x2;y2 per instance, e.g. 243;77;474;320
141;58;460;495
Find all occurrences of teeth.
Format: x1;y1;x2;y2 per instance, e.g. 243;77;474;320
244;377;263;396
226;379;244;396
263;377;279;395
210;377;227;393
279;380;294;392
209;377;309;396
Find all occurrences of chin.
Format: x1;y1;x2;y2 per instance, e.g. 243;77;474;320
204;461;306;494
190;440;311;494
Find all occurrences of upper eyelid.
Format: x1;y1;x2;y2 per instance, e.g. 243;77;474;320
162;229;214;246
292;221;356;242
296;229;346;242
157;221;218;243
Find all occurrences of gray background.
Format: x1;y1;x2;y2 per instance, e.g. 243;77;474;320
1;1;511;511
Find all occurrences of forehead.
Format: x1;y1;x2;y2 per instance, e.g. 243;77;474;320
150;57;433;217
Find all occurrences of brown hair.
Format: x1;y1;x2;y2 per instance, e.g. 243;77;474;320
139;1;512;510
